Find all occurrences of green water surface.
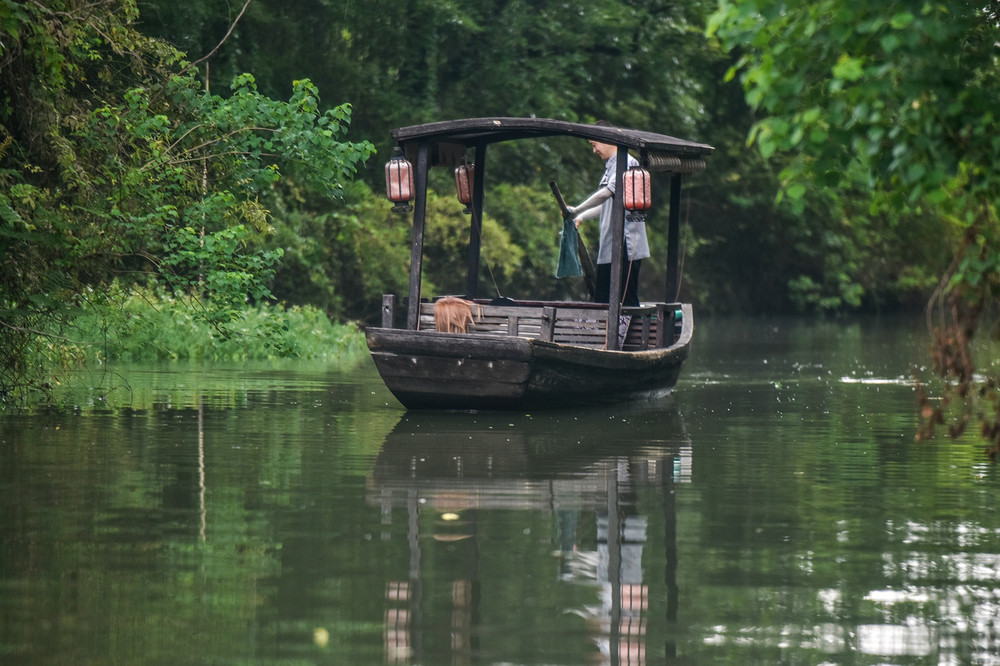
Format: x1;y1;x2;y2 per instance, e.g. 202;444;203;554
2;316;998;665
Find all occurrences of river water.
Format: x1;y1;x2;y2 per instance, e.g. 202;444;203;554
2;316;999;665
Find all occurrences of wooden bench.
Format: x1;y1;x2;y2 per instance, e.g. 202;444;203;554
414;300;679;350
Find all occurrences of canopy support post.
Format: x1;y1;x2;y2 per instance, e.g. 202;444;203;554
606;146;628;350
406;142;431;330
665;174;683;303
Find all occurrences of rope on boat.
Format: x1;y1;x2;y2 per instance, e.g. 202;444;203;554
466;162;504;300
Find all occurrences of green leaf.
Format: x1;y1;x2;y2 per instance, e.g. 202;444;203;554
889;12;915;30
880;33;901;53
832;54;864;82
786;183;806;200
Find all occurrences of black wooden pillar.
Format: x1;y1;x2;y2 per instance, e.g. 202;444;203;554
665;174;683;303
406;142;431;330
605;145;629;350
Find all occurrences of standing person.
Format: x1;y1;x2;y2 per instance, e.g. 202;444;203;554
568;128;649;307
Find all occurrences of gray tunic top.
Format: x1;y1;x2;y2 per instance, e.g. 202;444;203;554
596;153;650;264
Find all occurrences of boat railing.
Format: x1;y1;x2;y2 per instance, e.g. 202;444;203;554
409;299;681;350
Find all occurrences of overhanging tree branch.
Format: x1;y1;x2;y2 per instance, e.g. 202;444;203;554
185;0;253;71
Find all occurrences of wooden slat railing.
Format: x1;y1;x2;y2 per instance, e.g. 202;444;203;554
416;301;677;350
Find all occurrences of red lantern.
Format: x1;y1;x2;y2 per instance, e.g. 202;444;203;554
454;163;474;211
623;166;652;212
385;147;414;212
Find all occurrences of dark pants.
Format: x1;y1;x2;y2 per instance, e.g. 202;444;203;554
595;258;641;307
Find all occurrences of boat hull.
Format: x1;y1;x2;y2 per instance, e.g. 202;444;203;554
366;305;692;410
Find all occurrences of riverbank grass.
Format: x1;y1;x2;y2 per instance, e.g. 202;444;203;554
69;284;365;363
3;284;368;409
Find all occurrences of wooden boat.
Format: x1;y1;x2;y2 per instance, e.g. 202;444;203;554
366;117;713;410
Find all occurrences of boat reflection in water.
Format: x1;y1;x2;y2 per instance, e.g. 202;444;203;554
366;402;689;665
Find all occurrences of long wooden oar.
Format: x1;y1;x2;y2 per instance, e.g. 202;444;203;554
550;181;597;299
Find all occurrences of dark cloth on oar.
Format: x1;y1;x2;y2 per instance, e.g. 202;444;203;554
556;215;584;278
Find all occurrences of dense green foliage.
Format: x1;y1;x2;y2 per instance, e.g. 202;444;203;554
133;0;959;317
134;0;732;309
707;1;1000;450
0;0;372;402
136;0;713;173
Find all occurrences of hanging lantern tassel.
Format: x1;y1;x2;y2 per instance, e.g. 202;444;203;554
385;147;414;213
623;166;652;212
455;163;475;214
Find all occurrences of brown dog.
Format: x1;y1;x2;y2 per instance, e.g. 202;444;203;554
434;297;482;333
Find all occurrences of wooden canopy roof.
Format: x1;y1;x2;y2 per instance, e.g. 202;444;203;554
391;117;713;173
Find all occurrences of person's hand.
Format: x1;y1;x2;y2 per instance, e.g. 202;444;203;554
574;218;581;228
566;205;577;215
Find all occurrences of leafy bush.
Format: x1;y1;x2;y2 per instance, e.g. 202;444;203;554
0;0;373;401
67;283;364;363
